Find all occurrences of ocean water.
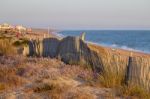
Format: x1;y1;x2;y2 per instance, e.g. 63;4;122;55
57;30;150;54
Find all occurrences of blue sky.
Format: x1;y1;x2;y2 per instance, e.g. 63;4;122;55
0;0;150;29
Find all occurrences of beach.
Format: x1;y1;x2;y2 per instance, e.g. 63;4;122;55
0;28;150;98
25;28;150;58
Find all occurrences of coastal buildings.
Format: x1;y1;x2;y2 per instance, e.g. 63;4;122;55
0;23;32;38
15;25;27;34
16;25;26;31
0;23;13;30
0;23;28;34
0;23;26;31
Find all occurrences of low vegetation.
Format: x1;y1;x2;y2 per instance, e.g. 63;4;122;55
118;85;150;99
0;33;149;98
0;39;16;56
96;65;150;99
0;55;149;98
0;56;96;98
98;66;124;88
13;38;29;47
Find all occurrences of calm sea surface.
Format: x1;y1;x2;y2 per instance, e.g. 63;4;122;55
57;30;150;54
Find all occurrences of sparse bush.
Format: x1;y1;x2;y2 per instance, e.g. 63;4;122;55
13;40;21;46
13;39;29;47
0;39;16;55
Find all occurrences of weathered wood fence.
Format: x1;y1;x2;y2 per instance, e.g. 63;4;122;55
23;37;150;92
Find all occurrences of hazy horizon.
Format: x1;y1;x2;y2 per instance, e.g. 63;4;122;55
0;0;150;30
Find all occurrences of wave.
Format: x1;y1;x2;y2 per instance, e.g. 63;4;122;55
51;32;65;38
102;43;150;53
110;44;150;54
87;41;150;54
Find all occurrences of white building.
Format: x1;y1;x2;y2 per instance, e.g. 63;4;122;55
15;25;26;32
0;23;13;30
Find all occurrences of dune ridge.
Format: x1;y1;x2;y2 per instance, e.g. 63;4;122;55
23;35;150;92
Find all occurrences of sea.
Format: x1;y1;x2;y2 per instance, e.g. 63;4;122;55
56;30;150;54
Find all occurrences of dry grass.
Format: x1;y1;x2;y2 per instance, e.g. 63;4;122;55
98;66;124;88
0;39;16;56
89;44;127;88
98;69;150;99
33;80;71;99
33;83;56;93
0;55;149;99
0;83;6;91
0;56;75;91
0;65;27;90
49;84;70;99
117;85;150;99
59;64;94;80
66;90;94;99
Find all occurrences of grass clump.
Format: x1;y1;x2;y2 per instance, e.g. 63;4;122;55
98;67;124;88
97;67;150;99
118;85;150;99
0;39;16;55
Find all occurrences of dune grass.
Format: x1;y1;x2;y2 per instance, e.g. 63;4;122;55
98;66;124;88
0;39;16;56
118;85;150;99
97;63;150;98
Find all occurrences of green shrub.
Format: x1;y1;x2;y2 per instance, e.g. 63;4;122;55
13;40;21;46
13;39;29;47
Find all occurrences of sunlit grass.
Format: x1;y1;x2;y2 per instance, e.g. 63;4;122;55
118;85;150;99
0;39;16;55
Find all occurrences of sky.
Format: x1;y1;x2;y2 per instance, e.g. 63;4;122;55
0;0;150;30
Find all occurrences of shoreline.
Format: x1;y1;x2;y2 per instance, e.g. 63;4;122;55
52;31;150;57
88;41;150;57
24;28;150;57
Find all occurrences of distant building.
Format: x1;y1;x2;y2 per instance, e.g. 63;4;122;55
0;23;13;30
15;25;26;32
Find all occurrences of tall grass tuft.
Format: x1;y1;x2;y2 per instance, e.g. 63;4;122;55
0;39;16;55
98;66;124;88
